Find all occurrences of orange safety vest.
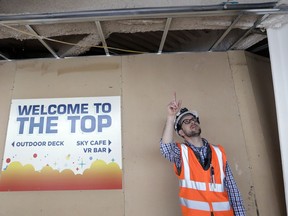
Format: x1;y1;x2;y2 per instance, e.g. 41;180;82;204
174;143;234;216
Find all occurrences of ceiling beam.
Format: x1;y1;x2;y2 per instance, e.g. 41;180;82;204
229;13;270;50
0;3;282;25
95;21;109;56
25;25;60;59
0;52;10;61
158;17;172;54
209;14;243;51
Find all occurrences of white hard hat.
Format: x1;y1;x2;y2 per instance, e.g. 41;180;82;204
174;107;199;135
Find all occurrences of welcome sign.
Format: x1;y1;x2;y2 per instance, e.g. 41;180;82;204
0;96;122;191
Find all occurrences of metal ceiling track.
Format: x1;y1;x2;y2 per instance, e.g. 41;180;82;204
95;21;110;56
0;53;10;61
209;13;243;51
25;25;60;58
158;17;172;54
0;2;285;26
230;13;271;50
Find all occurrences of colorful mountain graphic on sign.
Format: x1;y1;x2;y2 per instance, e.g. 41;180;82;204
0;160;122;191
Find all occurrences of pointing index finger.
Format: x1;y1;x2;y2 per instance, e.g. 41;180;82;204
174;92;177;103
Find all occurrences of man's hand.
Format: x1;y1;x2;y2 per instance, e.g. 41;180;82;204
167;92;182;117
162;93;182;144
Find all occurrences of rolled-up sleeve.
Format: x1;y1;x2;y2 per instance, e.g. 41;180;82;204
224;162;246;216
160;139;181;168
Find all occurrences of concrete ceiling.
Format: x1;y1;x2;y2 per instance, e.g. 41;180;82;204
0;0;288;61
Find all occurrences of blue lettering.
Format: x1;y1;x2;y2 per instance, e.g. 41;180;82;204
32;105;40;115
17;117;29;134
18;105;32;116
93;103;111;113
40;105;47;115
67;104;79;114
67;115;111;133
81;115;96;132
98;115;111;132
46;116;58;133
67;116;80;133
93;103;101;113
29;117;44;134
81;103;89;114
57;104;66;114
102;103;111;113
18;103;89;116
48;104;57;115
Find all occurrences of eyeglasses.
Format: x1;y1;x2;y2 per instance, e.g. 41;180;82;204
181;117;198;125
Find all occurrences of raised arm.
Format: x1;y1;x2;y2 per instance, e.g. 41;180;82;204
162;93;181;144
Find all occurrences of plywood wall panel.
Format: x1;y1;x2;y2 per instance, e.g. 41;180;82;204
0;62;16;167
229;51;286;216
121;53;254;216
0;57;124;216
13;57;122;98
0;52;284;216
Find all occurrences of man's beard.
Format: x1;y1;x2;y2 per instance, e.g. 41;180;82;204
182;127;201;137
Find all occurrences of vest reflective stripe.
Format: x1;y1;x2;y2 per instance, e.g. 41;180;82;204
180;179;206;191
208;183;225;192
177;143;234;216
211;145;225;183
181;144;225;192
180;198;231;212
181;145;190;180
212;201;231;211
180;198;210;211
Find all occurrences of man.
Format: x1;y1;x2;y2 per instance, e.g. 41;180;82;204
160;96;246;216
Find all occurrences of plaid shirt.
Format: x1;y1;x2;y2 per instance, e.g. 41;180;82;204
160;138;246;216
